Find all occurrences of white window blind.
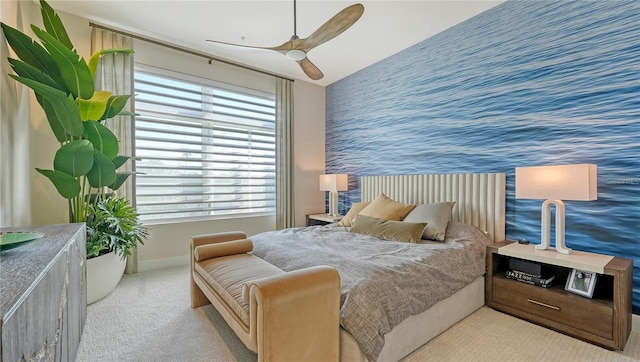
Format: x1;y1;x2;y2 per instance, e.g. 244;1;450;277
134;65;276;222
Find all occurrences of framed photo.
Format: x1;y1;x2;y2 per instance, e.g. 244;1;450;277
565;269;597;298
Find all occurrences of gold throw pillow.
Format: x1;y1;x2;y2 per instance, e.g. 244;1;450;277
337;202;370;227
350;215;427;243
359;193;416;221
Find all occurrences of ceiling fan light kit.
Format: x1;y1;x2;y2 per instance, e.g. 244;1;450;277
285;49;306;61
206;1;364;80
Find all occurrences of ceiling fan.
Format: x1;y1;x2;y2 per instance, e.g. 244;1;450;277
206;1;364;80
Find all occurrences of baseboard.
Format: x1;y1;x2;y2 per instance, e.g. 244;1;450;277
633;313;639;332
138;255;189;273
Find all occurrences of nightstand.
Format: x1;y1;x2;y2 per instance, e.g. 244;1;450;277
306;213;343;226
486;240;632;350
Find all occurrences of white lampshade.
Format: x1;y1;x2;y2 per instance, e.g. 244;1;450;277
319;174;348;192
319;174;348;217
515;164;597;255
515;164;597;201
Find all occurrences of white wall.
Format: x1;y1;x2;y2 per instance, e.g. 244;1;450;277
2;1;326;270
292;80;326;224
139;215;276;272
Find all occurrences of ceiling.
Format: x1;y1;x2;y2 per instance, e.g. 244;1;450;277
48;1;503;86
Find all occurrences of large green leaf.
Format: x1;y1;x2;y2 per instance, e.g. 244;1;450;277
35;168;80;199
114;111;137;117
88;48;134;78
31;25;94;99
53;140;94;177
109;171;135;191
40;99;68;142
111;155;139;170
77;91;111;121
8;58;62;90
8;59;68;142
101;95;131;120
86;150;116;188
39;0;73;50
84;121;118;159
0;23;63;85
10;75;84;137
87;51;101;79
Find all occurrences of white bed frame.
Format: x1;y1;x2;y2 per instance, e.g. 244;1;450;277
340;173;506;362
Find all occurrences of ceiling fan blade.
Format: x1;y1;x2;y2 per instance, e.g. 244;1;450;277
299;3;364;51
297;57;324;80
206;39;293;53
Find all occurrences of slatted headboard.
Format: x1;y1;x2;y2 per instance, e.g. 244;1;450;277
361;173;506;243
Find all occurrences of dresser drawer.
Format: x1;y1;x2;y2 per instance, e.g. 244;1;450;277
492;277;613;339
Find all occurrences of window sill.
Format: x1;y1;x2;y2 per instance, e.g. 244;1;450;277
141;212;275;226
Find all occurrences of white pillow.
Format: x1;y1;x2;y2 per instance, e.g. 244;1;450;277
402;202;455;241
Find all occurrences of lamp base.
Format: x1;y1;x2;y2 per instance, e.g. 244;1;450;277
328;191;340;217
536;199;572;254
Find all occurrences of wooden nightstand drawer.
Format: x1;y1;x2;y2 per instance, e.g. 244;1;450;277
486;241;632;350
493;277;613;339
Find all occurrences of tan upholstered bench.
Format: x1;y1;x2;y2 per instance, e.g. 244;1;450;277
190;231;340;362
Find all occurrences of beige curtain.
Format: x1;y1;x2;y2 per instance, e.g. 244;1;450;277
1;2;32;227
275;78;295;229
91;28;138;273
0;49;32;227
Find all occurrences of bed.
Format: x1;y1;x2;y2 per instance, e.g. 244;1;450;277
250;173;506;362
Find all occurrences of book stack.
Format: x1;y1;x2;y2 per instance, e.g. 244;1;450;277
506;257;555;288
505;269;555;288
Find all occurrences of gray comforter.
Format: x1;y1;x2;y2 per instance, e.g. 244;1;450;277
251;221;491;361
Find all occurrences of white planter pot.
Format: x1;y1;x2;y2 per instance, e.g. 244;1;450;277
87;251;126;304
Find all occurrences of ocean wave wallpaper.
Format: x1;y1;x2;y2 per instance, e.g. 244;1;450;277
325;1;640;312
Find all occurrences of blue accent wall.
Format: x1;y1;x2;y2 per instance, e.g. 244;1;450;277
326;1;640;312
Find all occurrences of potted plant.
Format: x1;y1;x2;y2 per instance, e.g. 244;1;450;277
85;196;149;303
1;0;146;303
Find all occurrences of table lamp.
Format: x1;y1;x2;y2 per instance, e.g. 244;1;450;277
515;164;597;254
319;174;348;217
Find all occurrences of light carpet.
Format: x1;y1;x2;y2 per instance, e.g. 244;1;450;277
76;266;640;362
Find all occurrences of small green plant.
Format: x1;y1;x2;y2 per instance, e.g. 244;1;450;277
86;196;149;259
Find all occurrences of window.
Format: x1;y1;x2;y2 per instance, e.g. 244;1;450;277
134;65;276;222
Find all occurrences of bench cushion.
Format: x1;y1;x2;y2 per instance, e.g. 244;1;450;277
194;239;253;261
195;253;284;326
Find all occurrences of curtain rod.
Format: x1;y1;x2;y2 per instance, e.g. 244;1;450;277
89;22;294;82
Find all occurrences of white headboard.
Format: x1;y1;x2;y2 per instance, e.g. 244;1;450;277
361;173;506;243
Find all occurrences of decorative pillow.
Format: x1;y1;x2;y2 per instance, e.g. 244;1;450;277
402;202;456;241
337;202;370;227
350;215;427;243
358;193;416;221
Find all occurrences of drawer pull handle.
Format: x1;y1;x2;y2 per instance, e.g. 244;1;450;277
527;299;560;311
